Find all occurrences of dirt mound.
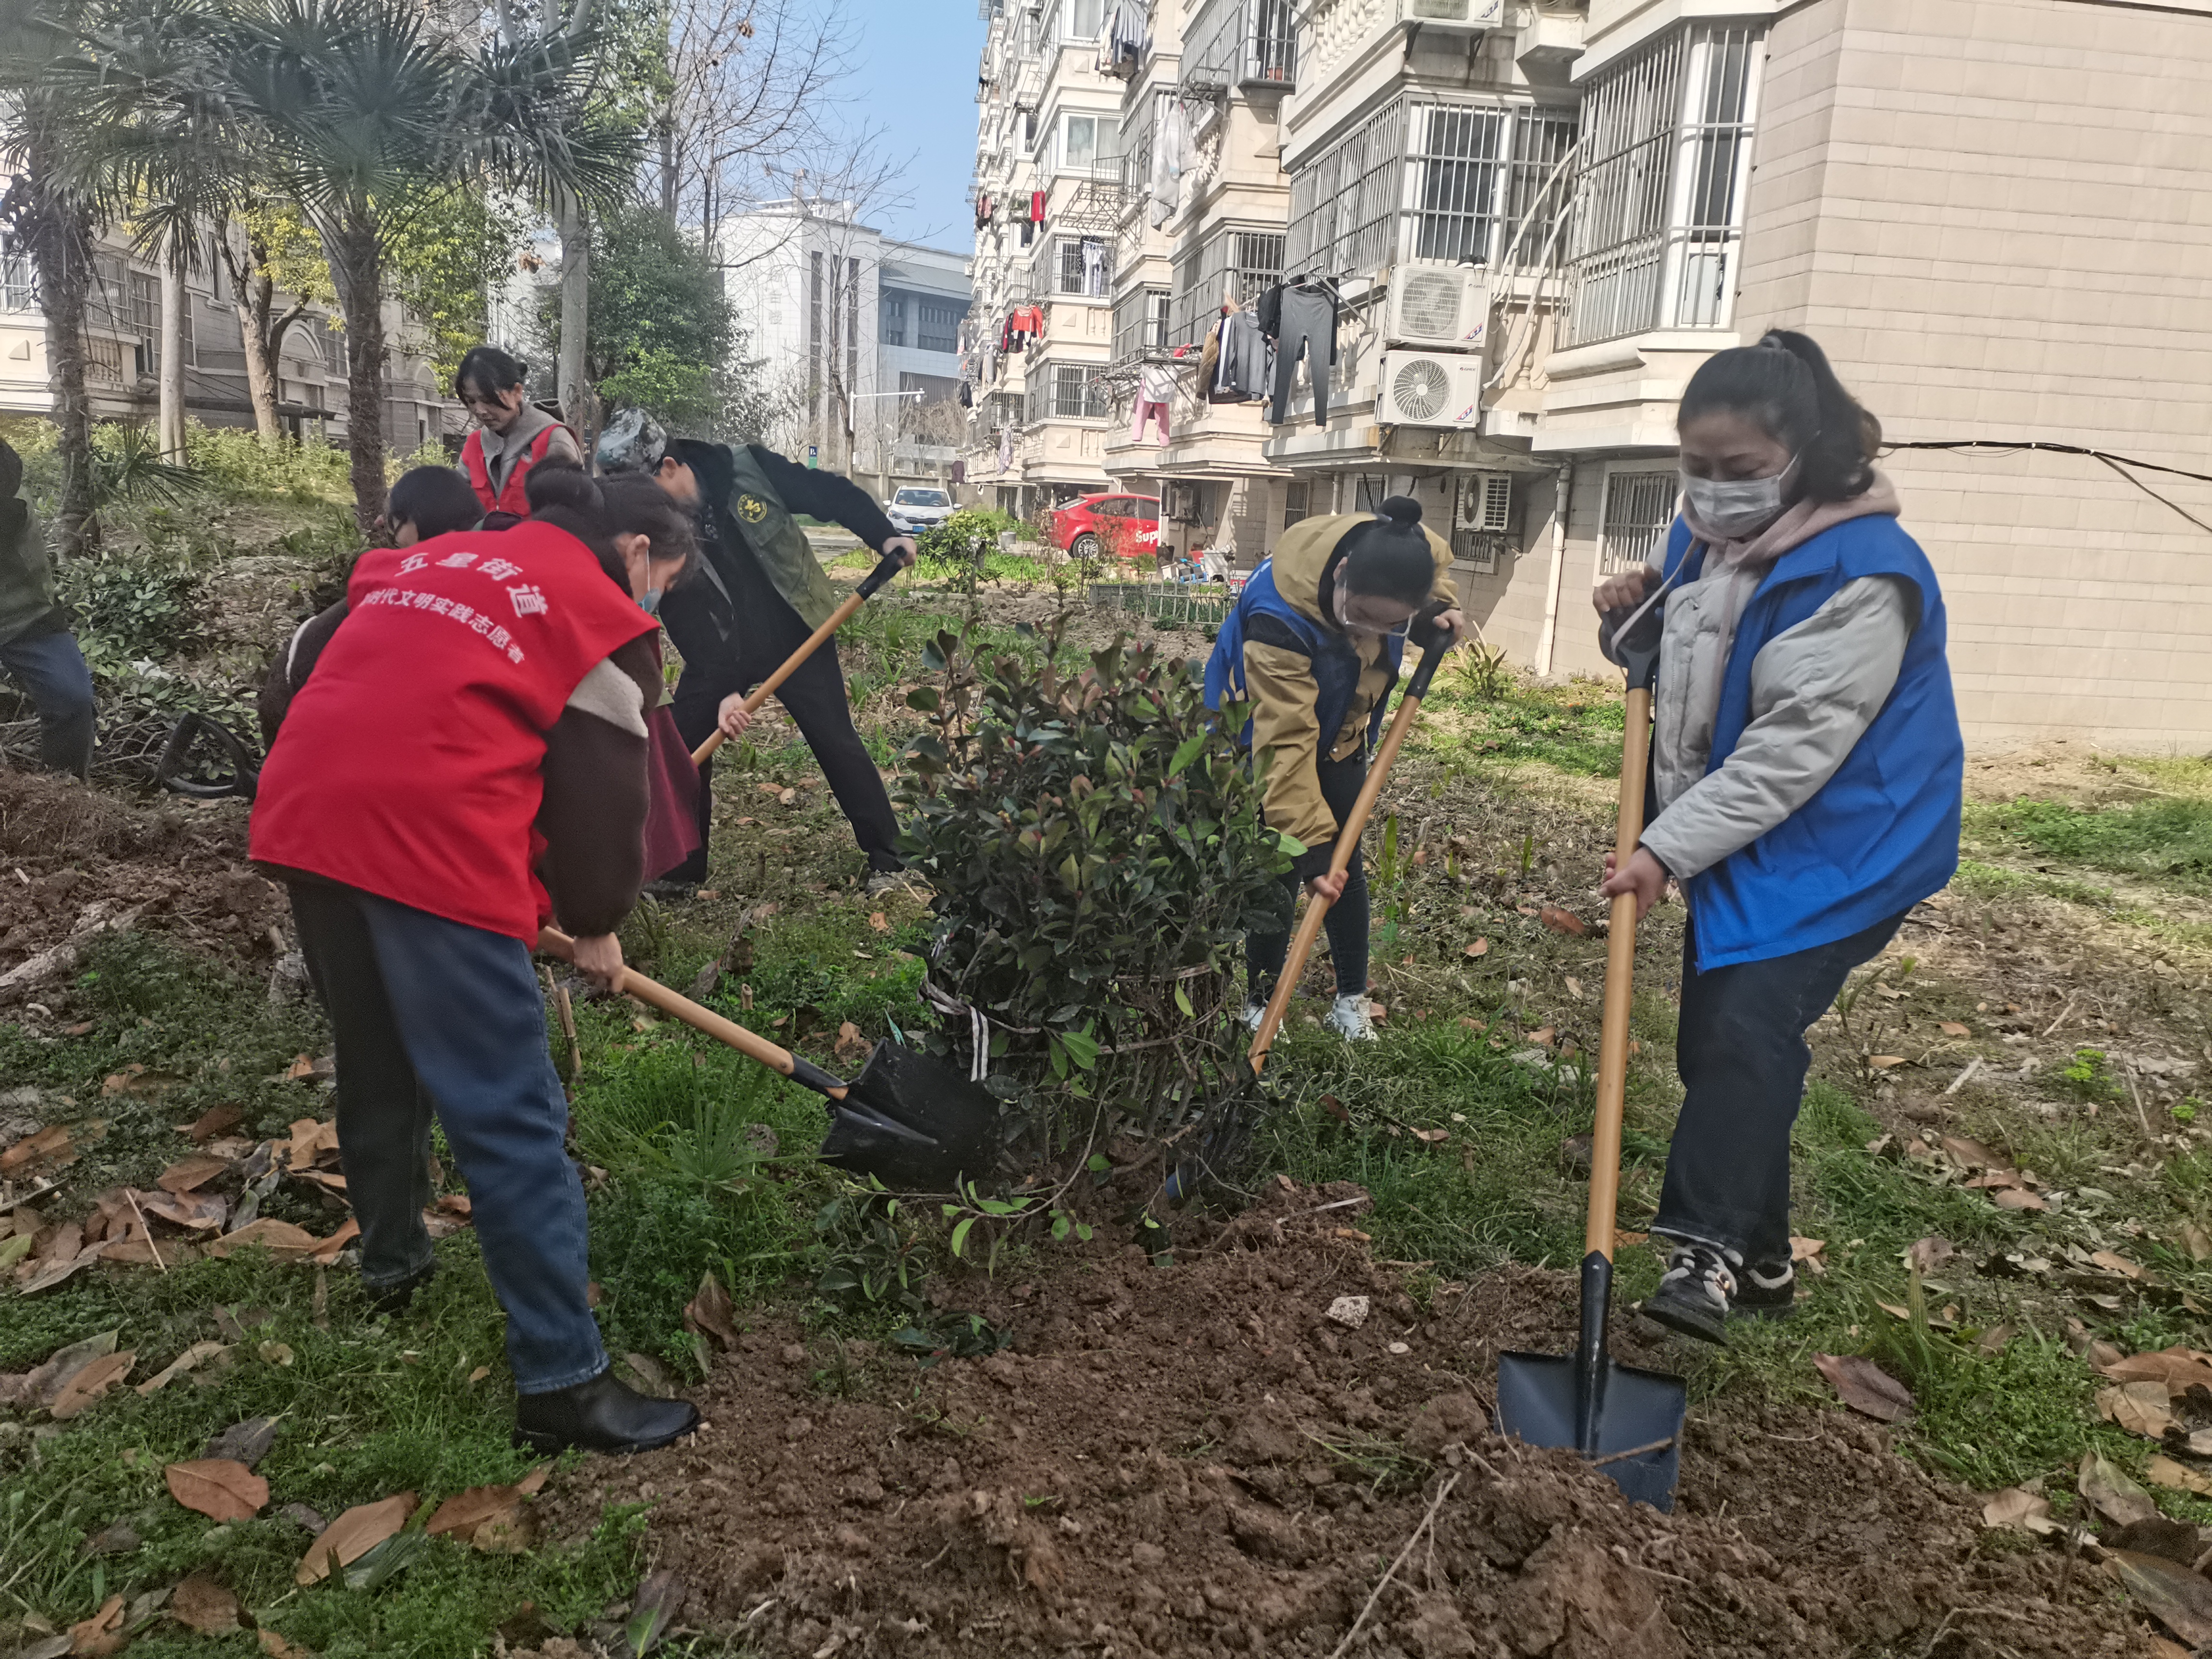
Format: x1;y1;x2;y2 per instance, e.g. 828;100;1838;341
0;769;285;994
554;1183;2143;1658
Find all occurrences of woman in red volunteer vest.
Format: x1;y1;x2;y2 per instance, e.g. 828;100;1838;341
455;345;582;518
252;474;699;1454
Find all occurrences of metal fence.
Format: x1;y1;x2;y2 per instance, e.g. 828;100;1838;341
1168;225;1284;350
1087;580;1234;633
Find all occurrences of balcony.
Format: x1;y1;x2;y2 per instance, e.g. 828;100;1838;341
1296;0;1503;99
1182;0;1298;94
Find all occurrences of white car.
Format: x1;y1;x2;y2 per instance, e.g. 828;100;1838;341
886;486;956;535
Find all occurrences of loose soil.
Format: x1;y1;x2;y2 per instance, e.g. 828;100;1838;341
545;1181;2142;1659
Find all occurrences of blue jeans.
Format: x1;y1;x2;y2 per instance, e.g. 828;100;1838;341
1653;909;1909;1266
288;883;607;1394
0;628;95;778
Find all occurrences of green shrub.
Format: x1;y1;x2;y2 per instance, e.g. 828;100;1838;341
897;625;1290;1159
2057;1046;2121;1105
187;421;355;500
914;508;1022;589
52;544;211;666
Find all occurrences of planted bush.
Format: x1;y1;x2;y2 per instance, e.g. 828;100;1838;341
896;622;1292;1164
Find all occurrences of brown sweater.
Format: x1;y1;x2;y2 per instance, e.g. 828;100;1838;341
257;601;661;936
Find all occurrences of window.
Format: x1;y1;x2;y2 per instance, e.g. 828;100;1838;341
880;292;908;347
1057;0;1103;41
1287;99;1579;282
206;232;228;301
127;270;158;336
1283;481;1309;530
1113;285;1170;360
0;235;33;310
1061;114;1097;174
1566;24;1764;346
1168;226;1283;350
917;299;963;353
1597;470;1678;577
318;319;345;376
1056;236;1109;298
895;488;952;506
1042;362;1104;419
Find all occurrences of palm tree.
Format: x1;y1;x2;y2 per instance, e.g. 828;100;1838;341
0;0;113;556
126;0;637;529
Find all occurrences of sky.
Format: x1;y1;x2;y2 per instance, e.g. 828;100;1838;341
831;0;989;253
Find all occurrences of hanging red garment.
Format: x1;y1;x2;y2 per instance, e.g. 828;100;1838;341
1031;190;1046;223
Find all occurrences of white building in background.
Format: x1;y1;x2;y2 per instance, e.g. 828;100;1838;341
716;202;972;493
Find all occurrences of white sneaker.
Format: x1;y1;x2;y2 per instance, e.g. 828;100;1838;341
1243;999;1268;1033
1326;994;1377;1041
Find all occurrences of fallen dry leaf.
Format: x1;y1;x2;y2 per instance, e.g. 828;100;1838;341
2098;1346;2212;1397
467;1365;490;1384
177;1104;244;1143
139;1190;228;1232
2147;1455;2212;1497
204;1417;279;1467
170;1572;240;1635
50;1350;134;1420
258;1629;314;1659
1563;976;1584;1000
684;1270;739;1350
297;1492;418;1585
867;911;890;933
1408;1127;1450;1144
1813;1353;1915;1422
1866;1055;1907;1070
1940;1135;2002;1169
258;1341;295;1368
2092;1250;2149;1280
1938;1021;1971;1036
2178;1222;2212;1263
833;1021;871;1067
1977;1323;2015;1356
287;1118;340;1170
68;1592;125;1657
2110;1549;2212;1647
1990;1187;2047;1212
166;1459;268;1522
2080;1448;2159;1527
282;1055;317;1082
136;1342;229;1395
1907;1236;1955;1275
205;1218;322;1260
424;1465;549;1550
20;1242;104;1296
156;1155;229;1194
1537;906;1586;937
24;1329;118;1405
1980;1487;2060;1535
309;1217;360;1264
2099;1380;2178;1439
1527;1026;1555;1049
1463;938;1489;958
1790;1236;1827;1276
0;1123;75;1175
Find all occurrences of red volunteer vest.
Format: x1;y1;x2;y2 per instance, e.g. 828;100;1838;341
461;421;569;516
250;522;658;941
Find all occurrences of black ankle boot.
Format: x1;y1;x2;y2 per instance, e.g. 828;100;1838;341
513;1369;700;1455
366;1263;434;1316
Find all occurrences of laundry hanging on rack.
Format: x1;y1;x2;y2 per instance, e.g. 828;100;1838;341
1101;0;1149;76
997;425;1012;475
1131;360;1175;446
1031;190;1046;224
1210;310;1269;403
1260;277;1342;427
1081;237;1106;298
1148;99;1188;229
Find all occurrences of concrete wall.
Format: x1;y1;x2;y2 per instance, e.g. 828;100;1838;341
1733;0;2212;748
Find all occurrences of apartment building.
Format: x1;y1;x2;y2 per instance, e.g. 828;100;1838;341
986;0;2212;747
0;227;457;455
719;201;973;492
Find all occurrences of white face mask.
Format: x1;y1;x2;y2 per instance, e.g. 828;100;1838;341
1682;455;1798;540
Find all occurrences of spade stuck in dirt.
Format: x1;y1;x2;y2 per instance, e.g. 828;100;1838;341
1495;589;1686;1510
538;927;995;1190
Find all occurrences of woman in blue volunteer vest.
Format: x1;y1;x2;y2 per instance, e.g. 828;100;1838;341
1205;498;1463;1040
1593;331;1964;1345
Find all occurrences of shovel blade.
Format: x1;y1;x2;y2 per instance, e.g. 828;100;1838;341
816;1040;999;1191
1495;1349;1686;1511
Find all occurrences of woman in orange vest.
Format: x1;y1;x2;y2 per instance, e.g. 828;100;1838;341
455;346;581;517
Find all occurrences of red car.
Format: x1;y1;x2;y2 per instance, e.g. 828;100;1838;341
1051;493;1161;560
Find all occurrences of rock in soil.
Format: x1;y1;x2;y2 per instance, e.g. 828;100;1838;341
541;1182;2143;1658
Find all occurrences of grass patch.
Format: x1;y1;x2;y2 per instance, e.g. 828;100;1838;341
1965;795;2212;892
1424;674;1627;777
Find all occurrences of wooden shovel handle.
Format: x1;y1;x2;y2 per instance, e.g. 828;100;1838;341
1586;685;1653;1262
690;548;908;765
1248;651;1441;1073
535;926;846;1098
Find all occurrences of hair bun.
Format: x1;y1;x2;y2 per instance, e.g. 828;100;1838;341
1377;495;1422;527
523;462;600;516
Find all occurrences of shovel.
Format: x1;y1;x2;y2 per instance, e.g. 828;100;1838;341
1494;593;1685;1511
1246;633;1448;1074
690;546;911;766
155;711;261;801
537;926;997;1191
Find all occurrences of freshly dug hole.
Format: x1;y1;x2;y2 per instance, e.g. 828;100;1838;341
543;1182;2143;1658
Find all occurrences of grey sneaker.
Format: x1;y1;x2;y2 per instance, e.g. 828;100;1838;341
1243;998;1267;1033
1325;994;1376;1041
1641;1242;1742;1345
865;869;912;899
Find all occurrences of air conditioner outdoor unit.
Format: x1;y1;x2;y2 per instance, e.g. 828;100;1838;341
1456;471;1513;534
1164;481;1202;523
1384;261;1491;350
1377;351;1485;429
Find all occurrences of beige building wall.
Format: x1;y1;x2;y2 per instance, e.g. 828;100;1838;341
1733;0;2212;749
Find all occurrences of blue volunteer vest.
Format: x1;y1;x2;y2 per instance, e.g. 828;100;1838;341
1659;513;1964;971
1204;558;1401;751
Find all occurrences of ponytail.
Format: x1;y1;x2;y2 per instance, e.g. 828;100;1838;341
1678;330;1882;502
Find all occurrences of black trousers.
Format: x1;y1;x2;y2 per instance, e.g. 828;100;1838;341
1245;753;1371;1000
669;632;903;883
1653;908;1909;1267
